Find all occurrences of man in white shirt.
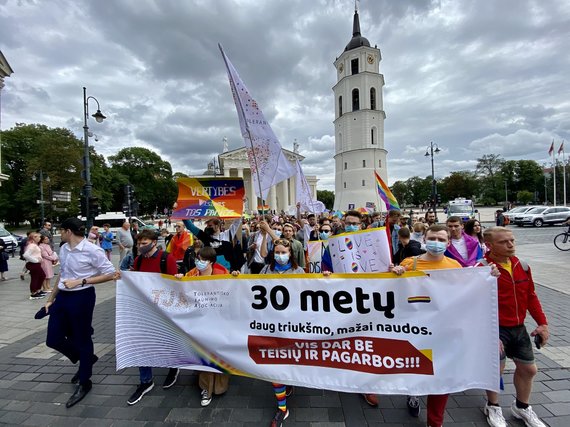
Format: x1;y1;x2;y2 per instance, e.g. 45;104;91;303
444;216;483;267
44;217;117;408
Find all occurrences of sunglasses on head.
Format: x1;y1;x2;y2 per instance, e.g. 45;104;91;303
273;239;291;247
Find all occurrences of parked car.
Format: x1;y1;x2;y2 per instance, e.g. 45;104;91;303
503;205;542;222
514;206;570;227
0;227;18;255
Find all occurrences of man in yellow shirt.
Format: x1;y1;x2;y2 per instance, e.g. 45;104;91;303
391;224;459;426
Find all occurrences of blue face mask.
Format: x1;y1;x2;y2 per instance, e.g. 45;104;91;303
345;225;360;233
274;253;290;265
425;240;447;255
319;231;331;240
195;259;210;271
272;230;282;238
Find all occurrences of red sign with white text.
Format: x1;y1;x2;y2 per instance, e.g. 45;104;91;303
248;335;434;375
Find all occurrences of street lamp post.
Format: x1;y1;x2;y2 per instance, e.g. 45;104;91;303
82;87;106;230
32;170;50;225
425;141;441;211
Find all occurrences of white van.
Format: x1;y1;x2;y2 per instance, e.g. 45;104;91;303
82;212;155;241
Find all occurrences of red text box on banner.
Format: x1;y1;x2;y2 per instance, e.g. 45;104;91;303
248;335;434;375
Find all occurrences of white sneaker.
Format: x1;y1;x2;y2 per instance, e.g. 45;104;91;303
200;389;212;406
484;404;506;427
511;401;546;427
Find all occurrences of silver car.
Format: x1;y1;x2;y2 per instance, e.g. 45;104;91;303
503;206;542;222
516;206;570;227
0;227;18;255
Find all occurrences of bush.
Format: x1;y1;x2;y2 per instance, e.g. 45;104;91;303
478;197;496;206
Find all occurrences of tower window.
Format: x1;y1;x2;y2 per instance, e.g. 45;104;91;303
370;87;376;110
362;180;366;186
351;58;359;75
344;162;347;170
362;160;366;167
371;128;375;145
344;182;347;189
352;89;360;111
378;159;382;168
339;96;343;117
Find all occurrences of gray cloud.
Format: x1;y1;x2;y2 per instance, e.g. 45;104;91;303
1;0;569;190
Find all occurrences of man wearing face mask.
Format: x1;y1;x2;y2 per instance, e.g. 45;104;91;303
390;224;470;426
343;210;363;233
183;217;242;272
127;229;179;406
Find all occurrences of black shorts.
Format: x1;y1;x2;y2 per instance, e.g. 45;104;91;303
499;325;535;364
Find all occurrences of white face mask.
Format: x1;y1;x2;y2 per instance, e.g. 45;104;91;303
195;259;210;271
425;240;447;255
274;253;290;265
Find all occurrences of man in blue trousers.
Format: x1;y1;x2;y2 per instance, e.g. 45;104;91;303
44;217;117;408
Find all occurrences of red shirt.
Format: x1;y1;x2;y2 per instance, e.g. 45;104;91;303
134;249;178;275
484;253;547;327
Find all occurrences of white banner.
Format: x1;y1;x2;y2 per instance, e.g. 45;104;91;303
295;159;325;213
328;228;392;273
219;45;295;200
116;269;500;395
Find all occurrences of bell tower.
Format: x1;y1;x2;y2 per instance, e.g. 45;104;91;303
332;7;387;211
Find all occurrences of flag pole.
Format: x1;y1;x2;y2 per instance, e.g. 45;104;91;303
552;141;557;207
219;44;266;214
561;141;567;206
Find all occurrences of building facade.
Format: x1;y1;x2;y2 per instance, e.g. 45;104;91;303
198;146;318;214
0;50;14;185
332;9;388;211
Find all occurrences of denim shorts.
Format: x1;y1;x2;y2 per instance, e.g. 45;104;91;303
499;325;535;364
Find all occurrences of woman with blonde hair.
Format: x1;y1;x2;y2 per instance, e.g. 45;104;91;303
39;234;58;292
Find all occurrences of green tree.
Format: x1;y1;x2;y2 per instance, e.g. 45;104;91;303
405;176;432;206
475;154;505;201
317;190;335;210
517;190;534;205
108;147;177;215
0;124;86;226
439;171;478;201
390;181;409;207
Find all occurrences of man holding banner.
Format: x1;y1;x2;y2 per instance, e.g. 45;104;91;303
482;227;549;427
392;224;500;427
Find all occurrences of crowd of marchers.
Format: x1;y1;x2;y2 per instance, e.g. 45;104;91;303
9;205;550;427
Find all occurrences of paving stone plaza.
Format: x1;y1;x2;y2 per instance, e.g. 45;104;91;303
0;221;568;426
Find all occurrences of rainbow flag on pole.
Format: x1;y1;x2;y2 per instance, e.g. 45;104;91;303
374;171;400;211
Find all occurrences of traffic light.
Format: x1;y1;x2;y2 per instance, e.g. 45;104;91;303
80;195;87;217
89;196;100;217
436;194;442;204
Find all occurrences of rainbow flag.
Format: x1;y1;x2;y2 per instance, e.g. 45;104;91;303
374;171;400;211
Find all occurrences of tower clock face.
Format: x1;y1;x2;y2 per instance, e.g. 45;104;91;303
367;55;374;64
338;63;344;72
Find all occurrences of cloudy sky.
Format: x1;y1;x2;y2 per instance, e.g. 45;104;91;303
1;0;569;190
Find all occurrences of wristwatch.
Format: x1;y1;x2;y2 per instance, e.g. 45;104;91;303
82;278;88;287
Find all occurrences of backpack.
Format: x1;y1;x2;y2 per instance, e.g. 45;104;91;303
134;250;169;274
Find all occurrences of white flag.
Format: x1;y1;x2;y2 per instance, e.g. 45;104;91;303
219;45;295;201
295;159;325;213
